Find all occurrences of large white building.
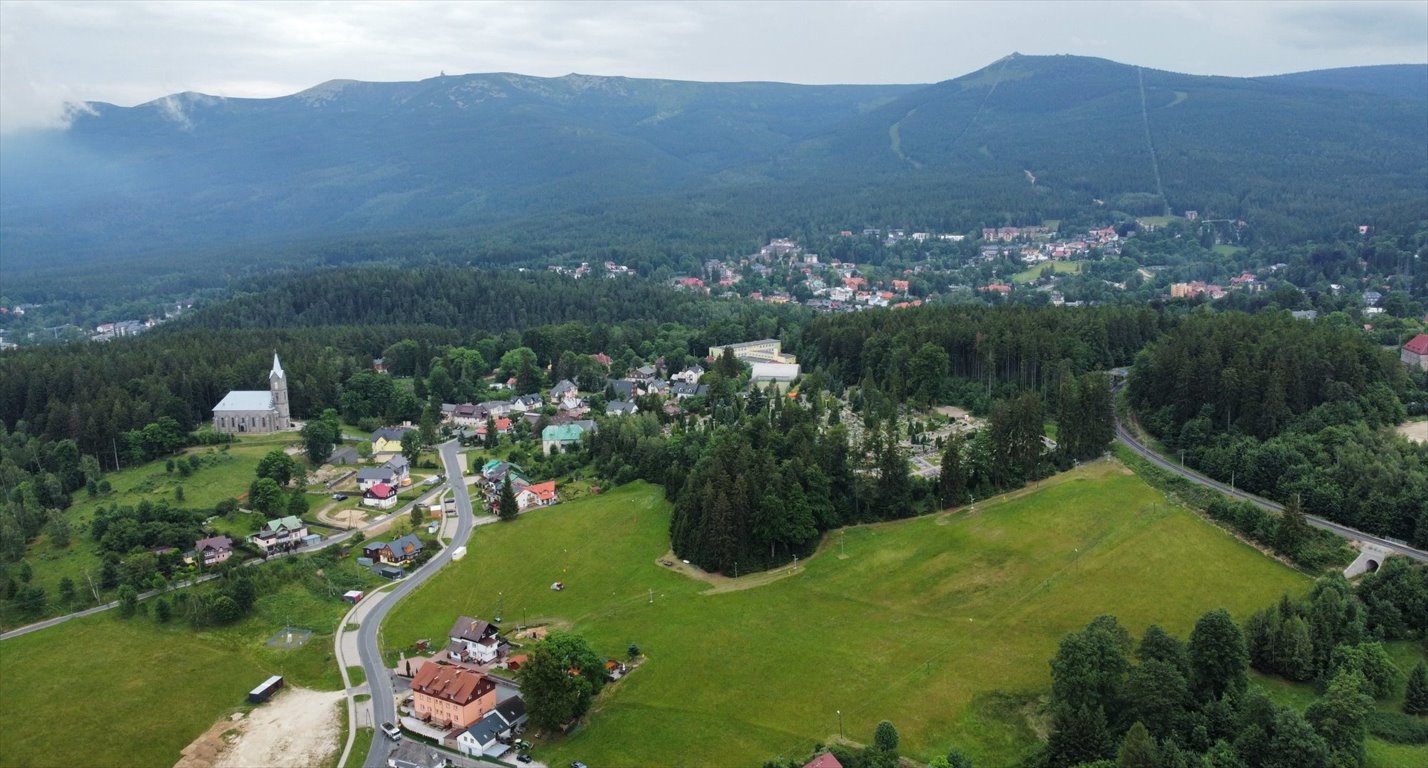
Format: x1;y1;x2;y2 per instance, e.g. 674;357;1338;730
213;353;291;434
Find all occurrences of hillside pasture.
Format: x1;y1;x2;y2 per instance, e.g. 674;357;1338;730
386;463;1306;767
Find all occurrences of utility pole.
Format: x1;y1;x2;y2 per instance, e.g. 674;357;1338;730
112;438;121;471
647;588;653;605
837;709;843;738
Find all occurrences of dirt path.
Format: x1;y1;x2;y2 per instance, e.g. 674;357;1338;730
1398;421;1428;444
174;686;342;768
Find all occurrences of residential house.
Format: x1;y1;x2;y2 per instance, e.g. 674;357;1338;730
516;481;559;511
363;482;399;509
409;663;497;730
450;403;482;427
558;393;585;412
357;466;398;491
386;743;447;768
327;446;360;466
384;455;411;486
1363;291;1384;307
478;400;513;418
454;714;507;758
608;379;638;400
448;615;503;664
509;394;543;412
192;535;234;567
250;516;308;555
542;424;586;455
606;400;639;417
671;382;708;400
1402;334;1428;371
364;534;423;566
481;461;527;487
629;364;657;380
545;376;574;396
802;753;844;768
475;418;513;440
371;427;415;460
493;696;527;731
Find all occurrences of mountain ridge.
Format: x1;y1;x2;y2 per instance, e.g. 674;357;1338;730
2;55;1424;282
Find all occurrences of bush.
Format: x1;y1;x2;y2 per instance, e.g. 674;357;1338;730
1366;710;1428;744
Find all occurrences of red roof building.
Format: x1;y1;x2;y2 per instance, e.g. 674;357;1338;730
1403;334;1428;371
802;753;844;768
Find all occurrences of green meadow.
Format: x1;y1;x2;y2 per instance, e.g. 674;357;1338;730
386;462;1306;766
0;581;352;767
1012;259;1084;283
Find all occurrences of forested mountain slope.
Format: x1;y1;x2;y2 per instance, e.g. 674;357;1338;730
2;56;1424;288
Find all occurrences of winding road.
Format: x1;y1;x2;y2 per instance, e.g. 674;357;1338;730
357;440;479;768
1114;408;1427;563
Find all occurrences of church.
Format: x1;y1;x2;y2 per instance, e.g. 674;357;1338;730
212;353;291;434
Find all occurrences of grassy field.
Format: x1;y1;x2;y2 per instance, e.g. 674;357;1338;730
1012;260;1084;283
1212;244;1247;257
385;462;1306;767
0;576;356;767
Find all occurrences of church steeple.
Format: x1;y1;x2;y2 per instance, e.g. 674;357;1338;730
269;351;290;429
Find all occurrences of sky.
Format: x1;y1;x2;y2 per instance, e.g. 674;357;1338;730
2;0;1425;133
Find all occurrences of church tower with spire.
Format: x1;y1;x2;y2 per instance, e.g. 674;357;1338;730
269;352;290;429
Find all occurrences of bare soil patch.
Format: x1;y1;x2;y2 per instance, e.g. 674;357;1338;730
174;687;342;768
1397;421;1428;444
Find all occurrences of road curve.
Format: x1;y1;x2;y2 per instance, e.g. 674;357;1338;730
360;441;478;768
1114;412;1427;563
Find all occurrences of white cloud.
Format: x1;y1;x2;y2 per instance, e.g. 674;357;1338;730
1;0;1424;134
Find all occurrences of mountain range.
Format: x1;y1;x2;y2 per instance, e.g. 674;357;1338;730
1;54;1424;287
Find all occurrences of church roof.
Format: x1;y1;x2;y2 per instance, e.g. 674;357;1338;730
214;390;274;412
271;352;285;378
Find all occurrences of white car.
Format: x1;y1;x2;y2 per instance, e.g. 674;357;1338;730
381;722;402;741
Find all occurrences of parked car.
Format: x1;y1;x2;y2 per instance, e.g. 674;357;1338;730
332;493;348;501
381;722;401;741
516;756;532;764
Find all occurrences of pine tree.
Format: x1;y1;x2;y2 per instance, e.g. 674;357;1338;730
1117;721;1160;768
1403;661;1428;715
937;431;968;507
1046;704;1113;768
498;475;519;521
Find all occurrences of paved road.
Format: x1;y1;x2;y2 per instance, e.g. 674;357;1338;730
1;478;450;641
361;440;478;768
1114;408;1428;563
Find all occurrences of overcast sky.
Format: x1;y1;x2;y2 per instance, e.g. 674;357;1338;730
2;0;1425;133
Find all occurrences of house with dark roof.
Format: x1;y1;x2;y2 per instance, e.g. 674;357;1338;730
370;426;415;459
364;534;423;565
386;742;447;768
454;713;507;758
1403;334;1428;371
448;616;502;664
671;382;709;400
493;695;526;730
191;535;234;567
357;466;397;491
606;400;639;416
327;446;360;466
550;379;578;399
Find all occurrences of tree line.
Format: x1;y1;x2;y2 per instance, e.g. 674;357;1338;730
1042;560;1428;768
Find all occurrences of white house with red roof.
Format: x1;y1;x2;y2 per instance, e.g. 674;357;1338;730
363;482;398;509
1402;334;1428;371
515;481;559;511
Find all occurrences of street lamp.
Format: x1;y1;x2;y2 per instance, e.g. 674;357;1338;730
837;709;843;738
